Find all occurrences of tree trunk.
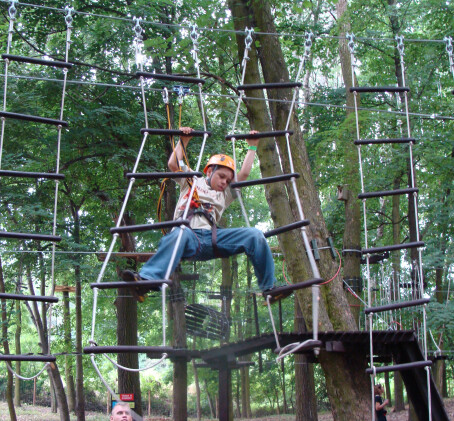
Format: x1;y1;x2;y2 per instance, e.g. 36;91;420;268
336;0;362;328
295;300;317;421
14;299;21;408
63;290;76;412
227;1;370;418
0;257;18;421
204;379;216;418
191;359;202;421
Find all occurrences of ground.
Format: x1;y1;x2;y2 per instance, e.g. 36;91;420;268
0;399;453;420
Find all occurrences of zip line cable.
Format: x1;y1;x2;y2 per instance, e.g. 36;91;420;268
0;0;449;44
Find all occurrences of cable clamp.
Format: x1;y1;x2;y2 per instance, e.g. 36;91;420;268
303;31;313;59
64;5;74;29
346;32;355;54
244;27;254;50
133;16;143;42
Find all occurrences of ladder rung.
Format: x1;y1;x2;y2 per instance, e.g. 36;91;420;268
264;220;310;238
126;171;203;180
0;354;56;362
265;279;324;298
237;82;302;90
0;232;61;242
0;170;64;180
358;188;418;199
0;293;58;303
140;128;211;137
364;298;430;314
355;138;416;145
231;173;300;188
2;54;73;69
136;72;205;84
0;111;68;127
110;219;190;234
366;360;432;374
350;86;410;93
225;130;293;140
362;241;424;255
174;273;199;281
83;345;193;359
90;279;172;291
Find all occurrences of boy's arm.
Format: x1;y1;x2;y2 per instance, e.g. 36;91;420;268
168;127;193;172
236;132;259;182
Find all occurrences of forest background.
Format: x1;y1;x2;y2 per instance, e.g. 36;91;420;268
0;0;452;420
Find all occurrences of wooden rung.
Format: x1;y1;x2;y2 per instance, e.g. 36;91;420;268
364;298;430;314
140;128;211;137
110;220;189;234
354;138;416;145
362;241;424;255
0;232;61;242
2;54;73;69
136;72;205;84
231;173;300;188
350;86;410;93
0;170;64;180
264;220;310;238
126;171;203;180
265;279;323;298
90;279;172;291
0;111;68;127
0;293;58;303
237;82;302;90
358;188;418;199
225;130;293;140
0;354;56;362
366;360;431;374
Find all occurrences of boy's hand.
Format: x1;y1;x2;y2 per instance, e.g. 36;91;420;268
247;130;259;148
180;127;193;146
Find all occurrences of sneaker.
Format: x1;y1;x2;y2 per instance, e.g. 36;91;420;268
120;270;147;303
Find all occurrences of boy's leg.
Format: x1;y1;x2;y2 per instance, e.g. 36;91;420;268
214;227;276;291
139;227;199;280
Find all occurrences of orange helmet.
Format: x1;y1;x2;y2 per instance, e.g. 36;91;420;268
203;154;235;174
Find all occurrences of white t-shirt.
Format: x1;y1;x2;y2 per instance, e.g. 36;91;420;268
174;174;235;230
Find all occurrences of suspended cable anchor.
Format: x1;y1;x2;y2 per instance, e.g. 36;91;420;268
162;87;169;105
174;85;190;105
244;27;254;51
346;32;355;54
8;0;18;20
396;35;405;56
64;5;74;29
303;31;314;60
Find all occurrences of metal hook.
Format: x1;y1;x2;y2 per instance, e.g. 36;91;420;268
244;27;254;50
64;5;74;28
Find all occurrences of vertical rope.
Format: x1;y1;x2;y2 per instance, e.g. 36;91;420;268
347;32;376;421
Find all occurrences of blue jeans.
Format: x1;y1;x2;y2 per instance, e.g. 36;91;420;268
139;227;276;292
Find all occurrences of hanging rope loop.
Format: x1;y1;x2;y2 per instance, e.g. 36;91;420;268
8;0;18;20
162;87;169;105
64;5;74;28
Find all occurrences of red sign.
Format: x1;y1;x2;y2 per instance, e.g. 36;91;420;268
120;394;134;401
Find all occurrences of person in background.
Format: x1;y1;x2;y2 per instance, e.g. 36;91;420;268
374;384;389;421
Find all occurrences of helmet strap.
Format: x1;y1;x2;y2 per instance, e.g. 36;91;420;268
206;165;218;188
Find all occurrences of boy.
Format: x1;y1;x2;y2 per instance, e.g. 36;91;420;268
122;127;280;300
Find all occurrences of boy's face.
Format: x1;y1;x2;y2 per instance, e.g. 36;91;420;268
110;404;132;421
207;166;234;192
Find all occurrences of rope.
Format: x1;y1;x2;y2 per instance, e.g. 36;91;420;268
6;361;49;381
102;351;168;373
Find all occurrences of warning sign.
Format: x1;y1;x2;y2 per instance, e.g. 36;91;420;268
120;393;134;401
